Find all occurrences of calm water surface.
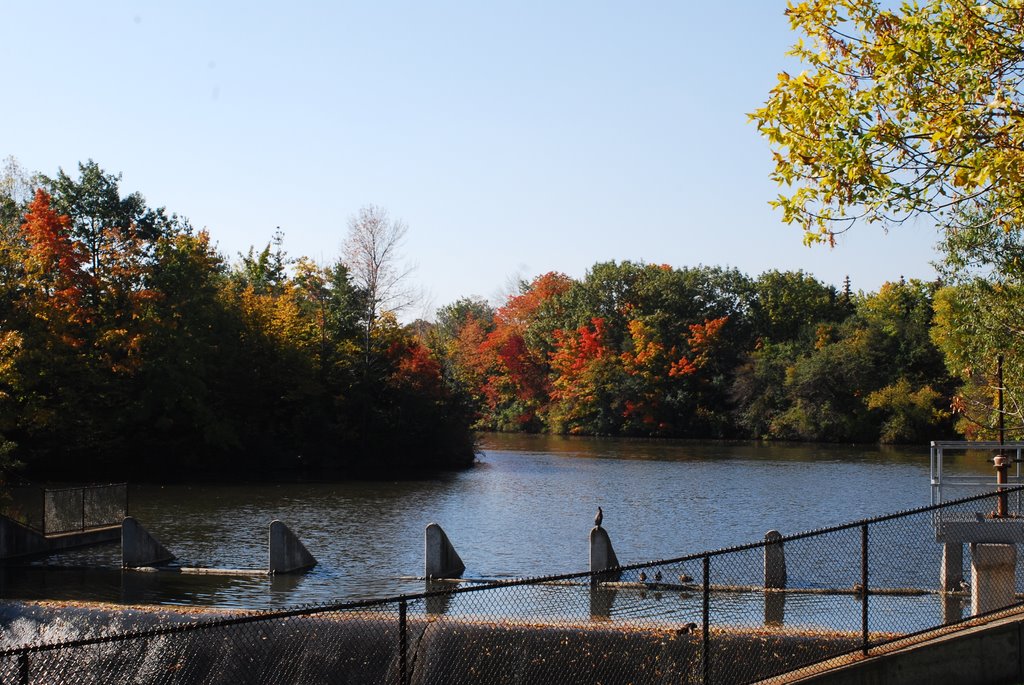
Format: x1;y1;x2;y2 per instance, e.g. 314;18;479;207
2;435;997;609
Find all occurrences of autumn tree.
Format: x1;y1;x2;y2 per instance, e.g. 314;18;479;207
752;0;1024;243
43;161;171;304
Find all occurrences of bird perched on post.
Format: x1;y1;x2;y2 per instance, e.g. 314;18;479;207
595;506;603;528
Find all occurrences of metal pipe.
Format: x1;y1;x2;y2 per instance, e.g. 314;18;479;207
702;555;710;685
998;355;1009;517
399;599;408;685
861;523;869;655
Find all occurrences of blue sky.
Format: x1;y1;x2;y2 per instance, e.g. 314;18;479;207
2;1;939;318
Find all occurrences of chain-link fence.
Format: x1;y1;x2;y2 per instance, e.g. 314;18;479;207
2;488;1024;684
41;483;127;535
2;483;127;535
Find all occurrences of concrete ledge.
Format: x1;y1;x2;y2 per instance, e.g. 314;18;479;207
0;516;120;560
936;519;1024;544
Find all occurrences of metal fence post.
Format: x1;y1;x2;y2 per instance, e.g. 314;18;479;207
702;554;710;685
861;523;869;655
19;651;28;684
399;599;408;685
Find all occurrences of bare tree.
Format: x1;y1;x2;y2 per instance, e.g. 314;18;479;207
342;204;417;356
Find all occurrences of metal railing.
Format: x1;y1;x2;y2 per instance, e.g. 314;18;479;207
1;488;1023;684
930;440;1024;504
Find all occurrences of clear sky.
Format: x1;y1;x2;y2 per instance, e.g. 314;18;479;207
2;1;940;319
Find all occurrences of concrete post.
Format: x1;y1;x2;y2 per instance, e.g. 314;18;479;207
424;523;465;579
764;530;786;589
590;526;620;584
122;516;175;568
940;542;964;592
268;520;317;574
970;543;1017;616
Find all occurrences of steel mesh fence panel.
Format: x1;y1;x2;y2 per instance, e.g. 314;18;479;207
43;488;83;535
83;484;127;530
711;527;864;685
868;503;958;643
409;578;700;684
42;484;127;535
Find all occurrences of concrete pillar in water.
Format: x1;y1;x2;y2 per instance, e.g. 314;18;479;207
764;530;786;589
940;542;964;592
122;516;175;568
970;543;1017;616
590;526;620;584
268;520;317;574
424;523;465;579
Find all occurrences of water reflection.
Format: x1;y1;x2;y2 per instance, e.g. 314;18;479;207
0;436;985;608
588;586;617;620
764;590;785;626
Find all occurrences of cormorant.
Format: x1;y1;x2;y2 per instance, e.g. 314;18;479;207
594;506;603;528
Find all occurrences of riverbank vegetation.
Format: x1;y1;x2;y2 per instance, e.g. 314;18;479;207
0;159;475;481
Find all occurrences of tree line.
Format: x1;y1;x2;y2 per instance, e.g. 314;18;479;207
0;156;1007;486
0;159;475;481
424;263;971;444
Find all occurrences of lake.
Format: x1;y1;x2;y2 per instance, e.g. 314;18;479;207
0;434;1001;609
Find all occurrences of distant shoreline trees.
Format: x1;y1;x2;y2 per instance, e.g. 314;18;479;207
428;263;959;444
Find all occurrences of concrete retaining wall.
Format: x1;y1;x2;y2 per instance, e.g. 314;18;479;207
0;516;119;560
793;611;1024;685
